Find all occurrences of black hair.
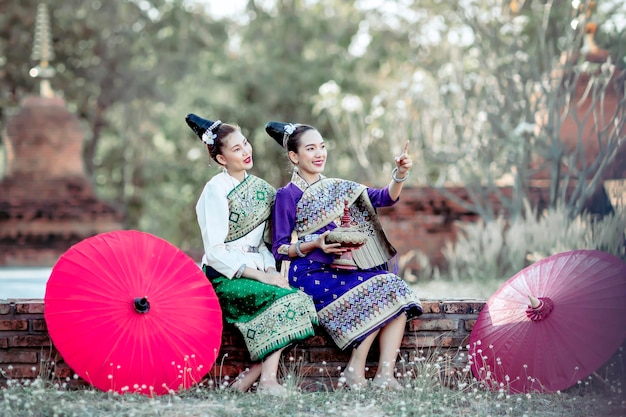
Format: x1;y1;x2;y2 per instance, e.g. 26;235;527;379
207;123;239;164
285;125;315;154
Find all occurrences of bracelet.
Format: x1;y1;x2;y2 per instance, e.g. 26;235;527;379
234;264;246;278
391;167;408;183
295;241;306;258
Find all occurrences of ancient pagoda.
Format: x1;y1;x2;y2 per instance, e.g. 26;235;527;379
0;3;122;266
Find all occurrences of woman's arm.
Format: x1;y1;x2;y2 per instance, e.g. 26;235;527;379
196;182;243;278
239;265;290;288
197;184;289;288
272;187;344;260
272;188;297;261
387;141;412;201
259;231;277;271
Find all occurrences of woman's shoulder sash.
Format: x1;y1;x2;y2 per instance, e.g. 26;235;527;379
295;178;365;235
296;178;396;269
225;175;276;242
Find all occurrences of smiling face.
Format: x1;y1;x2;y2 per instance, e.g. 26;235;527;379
289;129;327;184
216;130;253;180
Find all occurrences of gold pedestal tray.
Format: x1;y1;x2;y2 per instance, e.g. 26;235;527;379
325;200;368;270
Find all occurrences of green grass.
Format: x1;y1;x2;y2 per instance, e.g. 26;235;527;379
1;376;623;417
2;355;624;417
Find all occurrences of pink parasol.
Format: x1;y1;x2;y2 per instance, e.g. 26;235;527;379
44;230;222;396
468;250;626;393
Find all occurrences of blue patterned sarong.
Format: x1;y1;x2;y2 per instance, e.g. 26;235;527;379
289;258;422;350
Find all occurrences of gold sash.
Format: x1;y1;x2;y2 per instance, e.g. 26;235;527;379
225;175;276;243
295;178;396;269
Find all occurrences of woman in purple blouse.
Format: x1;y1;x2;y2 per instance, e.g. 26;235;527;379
266;121;422;390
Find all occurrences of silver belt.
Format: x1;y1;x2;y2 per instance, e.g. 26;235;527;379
225;244;259;253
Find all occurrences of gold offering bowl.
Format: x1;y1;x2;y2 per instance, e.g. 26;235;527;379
326;228;368;248
326;228;367;269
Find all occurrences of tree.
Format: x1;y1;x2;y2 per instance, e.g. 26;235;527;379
0;0;228;237
212;0;373;185
315;0;625;220
427;0;625;219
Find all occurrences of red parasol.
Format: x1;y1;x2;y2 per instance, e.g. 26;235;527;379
468;250;626;393
44;230;222;396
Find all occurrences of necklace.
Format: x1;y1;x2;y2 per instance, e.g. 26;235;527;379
228;173;256;212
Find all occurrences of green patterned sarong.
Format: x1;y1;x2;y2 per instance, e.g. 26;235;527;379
207;273;318;361
204;175;317;361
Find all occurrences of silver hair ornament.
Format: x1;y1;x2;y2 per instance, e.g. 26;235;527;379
201;120;222;145
282;123;297;148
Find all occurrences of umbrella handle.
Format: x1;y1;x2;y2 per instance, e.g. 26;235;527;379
134;297;150;314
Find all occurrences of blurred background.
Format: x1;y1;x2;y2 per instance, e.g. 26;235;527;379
0;0;624;298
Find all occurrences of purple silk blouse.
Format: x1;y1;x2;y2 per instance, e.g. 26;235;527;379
272;182;397;264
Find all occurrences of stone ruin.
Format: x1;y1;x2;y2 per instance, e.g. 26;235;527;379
0;95;122;266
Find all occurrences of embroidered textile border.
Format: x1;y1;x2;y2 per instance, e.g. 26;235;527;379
294;178;365;236
234;291;318;361
226;175;276;242
317;273;422;350
295;178;396;268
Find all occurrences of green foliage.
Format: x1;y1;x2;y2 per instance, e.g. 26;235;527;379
1;0;624;254
440;202;626;286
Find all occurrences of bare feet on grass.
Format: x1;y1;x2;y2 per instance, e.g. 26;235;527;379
257;379;288;397
373;374;403;390
229;363;262;393
341;366;368;390
373;361;403;390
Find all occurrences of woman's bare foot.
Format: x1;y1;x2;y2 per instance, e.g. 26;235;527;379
373;375;403;390
257;381;288;396
341;367;367;390
229;363;262;392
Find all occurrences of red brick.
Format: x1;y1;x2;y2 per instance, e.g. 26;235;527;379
300;335;331;347
0;299;487;390
442;301;485;314
0;363;39;379
0;319;28;331
15;302;45;314
0;302;11;315
404;347;453;361
207;364;241;378
420;301;441;314
299;364;343;378
53;363;76;379
220;330;246;346
9;335;51;347
438;336;468;348
215;348;249;362
401;335;438;348
0;350;38;364
32;319;47;331
464;319;477;331
409;318;457;332
308;348;350;363
284;345;312;363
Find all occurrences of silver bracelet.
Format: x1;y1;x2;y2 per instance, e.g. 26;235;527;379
391;167;408;183
234;264;246;278
295;241;306;257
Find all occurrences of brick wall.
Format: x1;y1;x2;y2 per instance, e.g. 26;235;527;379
0;299;483;391
377;183;615;273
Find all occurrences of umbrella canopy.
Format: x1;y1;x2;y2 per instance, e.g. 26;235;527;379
468;250;626;393
45;230;222;396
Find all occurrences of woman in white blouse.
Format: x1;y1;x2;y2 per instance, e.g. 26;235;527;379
186;113;318;396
